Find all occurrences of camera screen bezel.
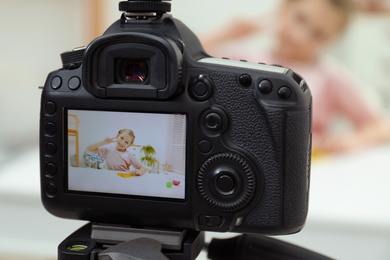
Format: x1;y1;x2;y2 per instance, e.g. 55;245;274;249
64;108;189;203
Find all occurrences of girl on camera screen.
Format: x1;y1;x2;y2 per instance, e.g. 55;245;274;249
87;129;148;176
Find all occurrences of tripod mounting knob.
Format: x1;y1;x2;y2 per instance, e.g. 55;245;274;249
119;0;171;14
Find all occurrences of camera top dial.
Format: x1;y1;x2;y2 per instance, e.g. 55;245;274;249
119;0;171;14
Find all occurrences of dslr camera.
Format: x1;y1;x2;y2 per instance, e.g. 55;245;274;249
40;0;312;236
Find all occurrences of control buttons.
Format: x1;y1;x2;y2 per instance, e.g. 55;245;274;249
46;142;57;156
204;113;222;132
45;163;57;178
239;74;252;87
258;80;273;94
257;80;294;102
45;102;57;115
45;122;57;136
193;82;209;97
190;75;213;101
198;140;212;154
46;183;57;198
200;109;228;136
51;76;62;90
68;77;81;90
278;86;292;99
199;215;223;227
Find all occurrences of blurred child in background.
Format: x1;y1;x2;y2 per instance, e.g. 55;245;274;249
354;0;390;13
202;0;390;154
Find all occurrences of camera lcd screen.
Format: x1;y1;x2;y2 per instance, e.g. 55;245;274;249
67;109;187;200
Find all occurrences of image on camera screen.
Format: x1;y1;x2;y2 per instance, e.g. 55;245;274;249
67;109;187;200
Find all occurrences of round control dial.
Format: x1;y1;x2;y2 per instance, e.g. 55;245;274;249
197;153;256;212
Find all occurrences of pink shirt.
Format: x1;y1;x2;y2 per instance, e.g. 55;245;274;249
99;147;142;171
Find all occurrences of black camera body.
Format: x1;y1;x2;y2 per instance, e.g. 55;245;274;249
40;1;312;235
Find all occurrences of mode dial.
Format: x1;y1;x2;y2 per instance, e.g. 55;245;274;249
119;0;171;14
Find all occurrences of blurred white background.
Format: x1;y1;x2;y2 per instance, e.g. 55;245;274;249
1;0;390;259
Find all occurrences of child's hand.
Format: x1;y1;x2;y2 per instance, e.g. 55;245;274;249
131;169;146;176
103;137;117;145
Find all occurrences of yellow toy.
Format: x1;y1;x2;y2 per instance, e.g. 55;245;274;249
117;172;135;178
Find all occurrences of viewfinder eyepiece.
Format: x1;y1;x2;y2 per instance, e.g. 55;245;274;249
116;59;149;83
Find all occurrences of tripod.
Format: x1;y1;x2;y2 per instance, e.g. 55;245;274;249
58;222;332;260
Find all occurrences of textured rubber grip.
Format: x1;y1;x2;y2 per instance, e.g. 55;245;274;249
283;109;312;228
